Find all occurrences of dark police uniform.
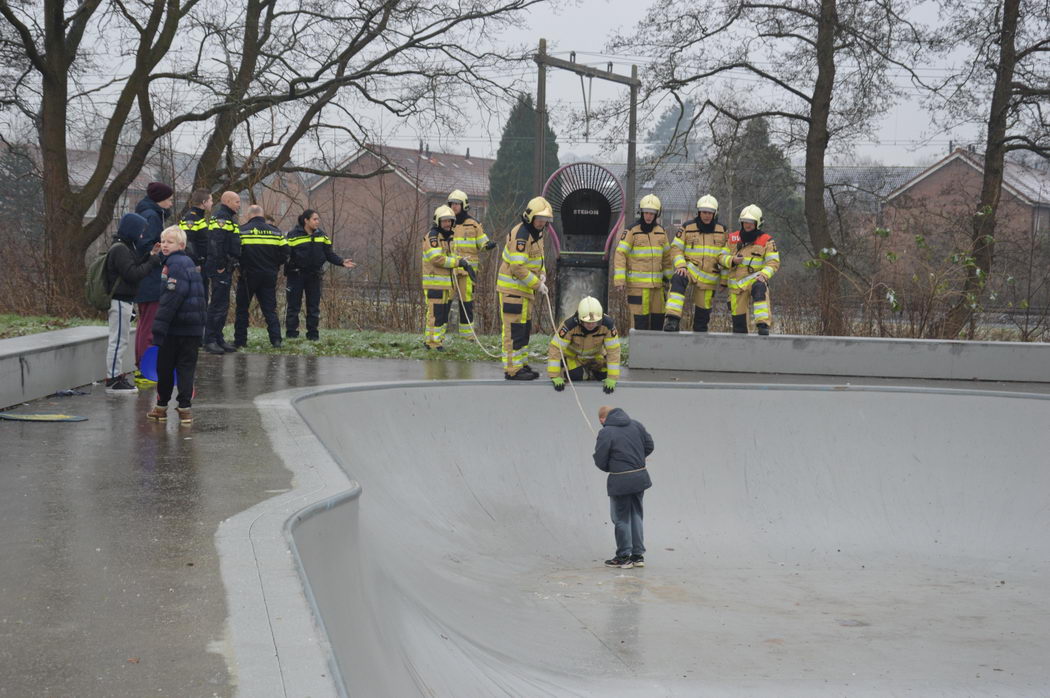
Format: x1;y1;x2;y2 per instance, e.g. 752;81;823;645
234;216;288;347
284;225;347;340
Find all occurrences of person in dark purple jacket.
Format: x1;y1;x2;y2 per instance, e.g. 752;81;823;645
146;226;206;425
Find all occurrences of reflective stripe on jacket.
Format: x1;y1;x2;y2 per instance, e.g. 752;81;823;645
613;221;674;287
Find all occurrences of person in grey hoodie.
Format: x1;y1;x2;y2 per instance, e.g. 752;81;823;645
592;405;654;569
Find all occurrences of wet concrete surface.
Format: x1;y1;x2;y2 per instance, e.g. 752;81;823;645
2;349;1048;697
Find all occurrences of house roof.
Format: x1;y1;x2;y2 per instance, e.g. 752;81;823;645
310;144;496;199
601;161;712;212
886;148;1050;206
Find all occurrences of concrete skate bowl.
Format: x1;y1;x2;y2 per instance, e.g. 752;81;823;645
289;382;1050;696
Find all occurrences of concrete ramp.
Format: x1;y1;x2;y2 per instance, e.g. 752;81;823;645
290;382;1050;696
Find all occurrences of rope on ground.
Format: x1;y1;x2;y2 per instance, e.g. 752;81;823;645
451;269;503;359
541;287;596;436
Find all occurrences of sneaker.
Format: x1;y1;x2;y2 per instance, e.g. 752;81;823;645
629;555;645;568
146;406;167;422
134;372;157;388
604;556;634;569
505;369;538;381
105;376;138;394
175;407;193;424
203;342;226;355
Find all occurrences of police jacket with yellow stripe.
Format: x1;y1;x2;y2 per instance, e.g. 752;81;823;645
209;203;242;275
497;222;545;298
613;219;674;288
547;314;622;378
421;226;461;291
720;229;781;292
238;216;288;276
452;212;489;272
285;225;344;275
672;218;729;288
179;207;211;268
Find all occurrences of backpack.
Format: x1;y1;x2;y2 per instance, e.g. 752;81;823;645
85;244;118;310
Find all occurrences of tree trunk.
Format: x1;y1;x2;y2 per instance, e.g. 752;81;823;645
939;0;1018;338
806;0;845;336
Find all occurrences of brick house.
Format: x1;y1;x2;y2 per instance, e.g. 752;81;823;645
307;144;495;284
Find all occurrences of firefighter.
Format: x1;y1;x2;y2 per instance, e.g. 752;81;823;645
422;205;470;351
233;204;288;348
284;209;356;341
721;204;780;335
497;196;551;380
613;194;675;330
664;195;730;332
447;189;496;341
548;296;621;394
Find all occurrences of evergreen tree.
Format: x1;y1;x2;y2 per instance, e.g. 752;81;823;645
645;99;703;162
488;94;560;234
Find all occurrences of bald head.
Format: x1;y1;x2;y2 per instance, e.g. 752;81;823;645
221;191;240;210
598;405;613;424
245;204;264;219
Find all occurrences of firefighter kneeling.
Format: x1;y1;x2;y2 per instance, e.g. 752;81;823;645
664;194;729;333
721;205;780;335
548;296;621;394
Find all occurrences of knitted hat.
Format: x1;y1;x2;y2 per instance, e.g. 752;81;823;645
147;182;174;202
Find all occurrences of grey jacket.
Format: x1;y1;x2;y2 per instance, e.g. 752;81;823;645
592;408;654;496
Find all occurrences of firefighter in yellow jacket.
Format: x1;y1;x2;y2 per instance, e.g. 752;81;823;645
447;189;496;341
720;205;780;335
613;194;675;330
664;195;730;332
548;296;621;394
497;196;551;380
421;205;470;350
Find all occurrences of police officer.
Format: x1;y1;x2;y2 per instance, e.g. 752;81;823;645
422;205;469;351
613;194;675;330
548;296;621;394
179;188;213;300
284;209;356;340
664;195;730;332
233;204;288;348
447;189;496;341
203;191;242;354
721;205;780;335
497;196;551;380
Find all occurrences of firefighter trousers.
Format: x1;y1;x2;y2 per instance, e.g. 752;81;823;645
626;285;666;331
453;273;476;340
499;292;531;376
424;289;452;348
729;279;772;333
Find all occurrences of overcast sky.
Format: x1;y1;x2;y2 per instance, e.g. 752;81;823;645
404;0;980;168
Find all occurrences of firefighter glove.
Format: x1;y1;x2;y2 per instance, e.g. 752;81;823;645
552;377;565;392
602;378;616;394
484;240;497;250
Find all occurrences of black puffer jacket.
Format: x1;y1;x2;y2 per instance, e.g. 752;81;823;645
592;408;654;496
152;250;206;343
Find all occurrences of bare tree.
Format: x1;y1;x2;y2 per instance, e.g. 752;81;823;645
0;0;544;306
609;0;927;335
929;0;1050;337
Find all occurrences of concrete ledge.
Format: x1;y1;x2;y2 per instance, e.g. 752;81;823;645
629;330;1050;383
0;325;134;408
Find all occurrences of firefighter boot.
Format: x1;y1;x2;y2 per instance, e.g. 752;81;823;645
731;314;749;334
663;315;680;332
633;315;650;331
757;323;770;336
693;307;711;332
650;313;665;331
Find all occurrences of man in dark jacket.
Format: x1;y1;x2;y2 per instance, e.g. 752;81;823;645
284;209;355;340
103;213;164;392
202;191;242;354
147;226;206;424
234;204;288;348
593;405;654;569
133;182;174;377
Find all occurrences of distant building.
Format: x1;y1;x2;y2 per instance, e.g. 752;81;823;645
307;143;495;283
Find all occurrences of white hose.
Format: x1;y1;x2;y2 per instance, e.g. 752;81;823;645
541;286;596;436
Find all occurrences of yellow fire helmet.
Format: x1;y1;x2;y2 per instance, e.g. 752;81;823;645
638;194;662;215
696;195;719;214
577;296;603;322
739;204;763;228
524;196;553;223
433;205;456;227
447;189;469;210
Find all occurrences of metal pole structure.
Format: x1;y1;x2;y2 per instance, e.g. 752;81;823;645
533;39;547;196
626;64;638;216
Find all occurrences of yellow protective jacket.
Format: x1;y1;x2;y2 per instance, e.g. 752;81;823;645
421;227;461;291
452;214;489;274
720;231;781;292
613;220;674;287
497;222;545;298
547;314;622;378
672;219;729;289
